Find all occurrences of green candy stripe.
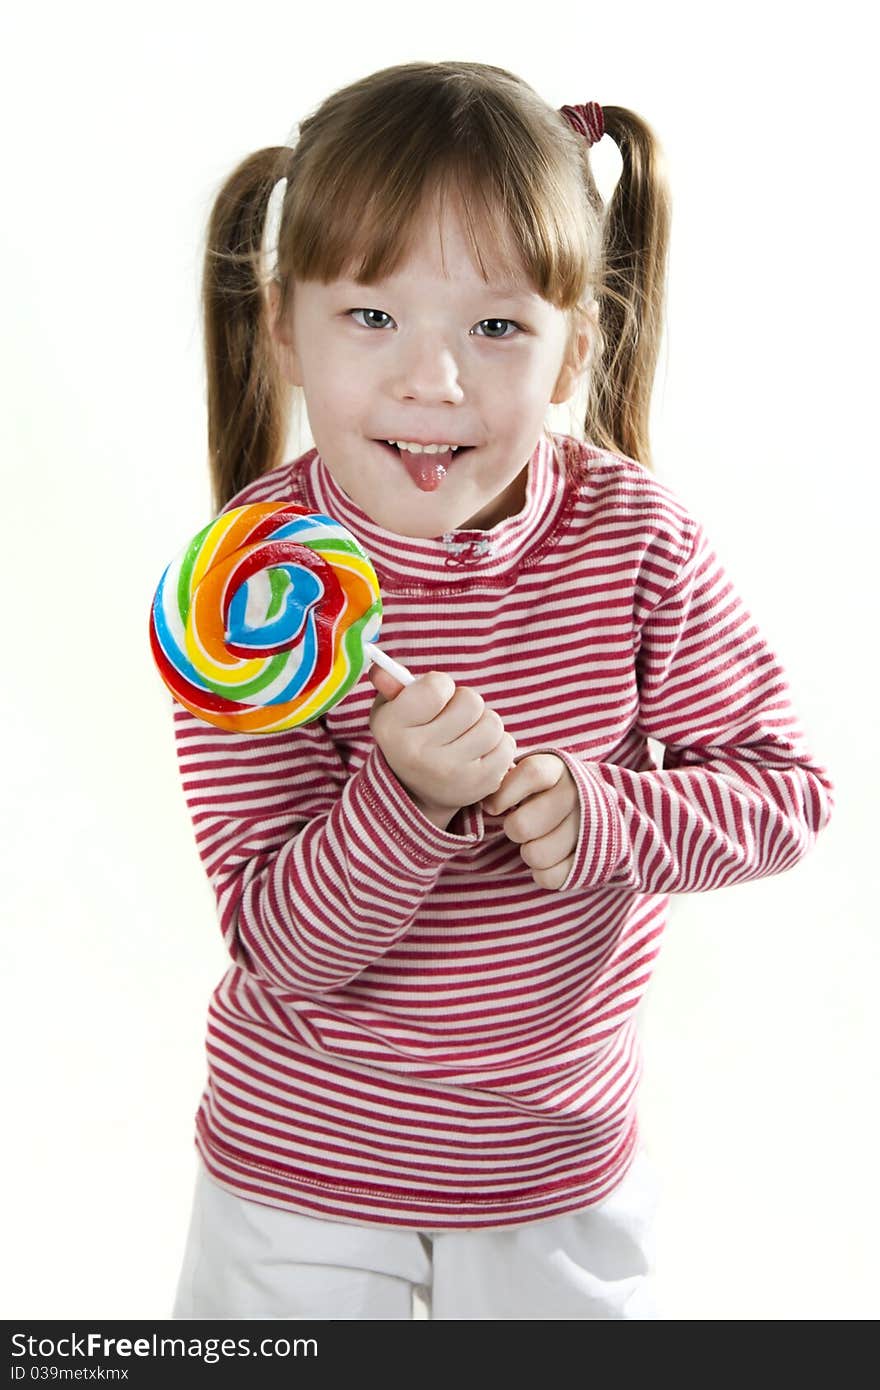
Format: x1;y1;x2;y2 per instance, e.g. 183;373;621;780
177;518;217;625
266;566;290;619
197;649;289;701
301;536;366;558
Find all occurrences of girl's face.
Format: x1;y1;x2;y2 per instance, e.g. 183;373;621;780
270;194;591;538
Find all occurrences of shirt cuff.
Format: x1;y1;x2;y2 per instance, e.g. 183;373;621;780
355;744;485;866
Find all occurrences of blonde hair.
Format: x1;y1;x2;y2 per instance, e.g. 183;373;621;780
202;60;671;512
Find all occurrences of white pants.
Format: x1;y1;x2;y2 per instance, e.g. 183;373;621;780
172;1153;660;1320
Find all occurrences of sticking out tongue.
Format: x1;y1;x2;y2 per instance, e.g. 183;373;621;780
400;448;453;492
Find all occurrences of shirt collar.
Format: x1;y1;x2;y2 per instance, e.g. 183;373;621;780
298;431;576;591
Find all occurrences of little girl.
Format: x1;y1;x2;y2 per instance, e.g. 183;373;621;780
170;60;833;1320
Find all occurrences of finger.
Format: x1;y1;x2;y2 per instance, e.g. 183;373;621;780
502;777;575;844
482;762;518;816
376;670;457;727
517;809;579;870
478;733;519;789
428;684;495;745
487;754;563;821
530;854;576;891
451;706;509;762
368;665;407;701
482;761;529;816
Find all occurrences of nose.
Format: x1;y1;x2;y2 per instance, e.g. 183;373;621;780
390;336;465;405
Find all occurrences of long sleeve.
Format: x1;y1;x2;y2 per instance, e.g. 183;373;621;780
174;705;483;993
529;522;834;895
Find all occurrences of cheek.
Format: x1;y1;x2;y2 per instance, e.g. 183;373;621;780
299;366;353;422
492;347;555;394
492;368;555;422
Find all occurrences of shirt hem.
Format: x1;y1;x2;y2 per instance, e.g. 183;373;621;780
192;1119;640;1231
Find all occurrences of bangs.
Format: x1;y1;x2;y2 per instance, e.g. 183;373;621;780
330;170;530;295
282;78;595;312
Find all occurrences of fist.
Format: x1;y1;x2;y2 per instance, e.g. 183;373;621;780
483;753;579;889
368;665;517;825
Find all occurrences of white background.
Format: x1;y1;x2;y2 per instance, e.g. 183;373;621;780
2;0;876;1320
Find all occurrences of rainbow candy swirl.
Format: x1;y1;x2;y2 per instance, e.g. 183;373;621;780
149;503;383;732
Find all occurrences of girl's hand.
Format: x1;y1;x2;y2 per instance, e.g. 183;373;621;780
368;666;517;830
482;754;579;890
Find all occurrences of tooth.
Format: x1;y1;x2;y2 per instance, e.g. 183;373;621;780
388;441;459;454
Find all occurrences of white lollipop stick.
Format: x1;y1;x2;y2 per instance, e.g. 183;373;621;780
363;642;416;687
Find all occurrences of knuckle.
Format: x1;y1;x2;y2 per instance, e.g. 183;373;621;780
483;706;504;738
519;759;543;793
519;840;536;868
424;670;456;702
457;686;485;722
494;731;515;762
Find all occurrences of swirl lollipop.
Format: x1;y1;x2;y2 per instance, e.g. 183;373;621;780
149;502;413;733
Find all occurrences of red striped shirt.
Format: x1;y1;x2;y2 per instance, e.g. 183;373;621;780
172;432;834;1228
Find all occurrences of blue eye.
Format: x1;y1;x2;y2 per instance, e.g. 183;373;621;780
473;318;521;339
348;309;521;338
349;308;393;329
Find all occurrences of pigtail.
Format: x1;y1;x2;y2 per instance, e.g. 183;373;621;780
586;107;671;472
202;146;294;513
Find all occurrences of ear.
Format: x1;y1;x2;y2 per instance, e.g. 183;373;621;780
266;279;303;387
550;301;598;405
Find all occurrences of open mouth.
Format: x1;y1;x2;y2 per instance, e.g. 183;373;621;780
374;440;474;493
374;441;475;460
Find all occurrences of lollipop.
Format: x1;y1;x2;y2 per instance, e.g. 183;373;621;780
149;502;413;733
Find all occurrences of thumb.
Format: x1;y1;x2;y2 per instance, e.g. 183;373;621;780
368;664;407;702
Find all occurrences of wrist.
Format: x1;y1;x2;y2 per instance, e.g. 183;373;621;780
407;790;460;831
417;801;459;832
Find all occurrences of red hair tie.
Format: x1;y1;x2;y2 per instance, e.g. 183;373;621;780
559;102;605;146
